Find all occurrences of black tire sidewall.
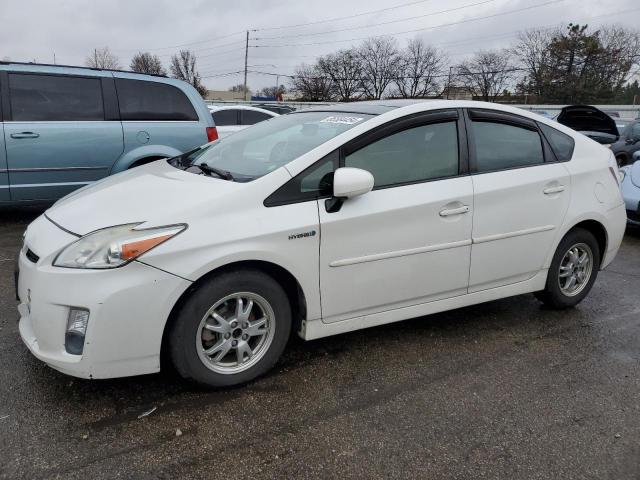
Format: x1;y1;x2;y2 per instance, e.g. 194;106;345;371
543;228;601;308
169;269;291;387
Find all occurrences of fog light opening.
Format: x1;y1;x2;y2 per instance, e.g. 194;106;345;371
65;308;89;355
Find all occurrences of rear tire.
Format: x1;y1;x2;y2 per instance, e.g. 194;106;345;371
168;269;291;387
535;228;600;309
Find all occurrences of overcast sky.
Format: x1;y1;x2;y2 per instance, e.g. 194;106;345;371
1;0;638;92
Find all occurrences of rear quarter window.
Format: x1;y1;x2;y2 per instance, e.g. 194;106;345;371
115;78;198;121
539;123;575;162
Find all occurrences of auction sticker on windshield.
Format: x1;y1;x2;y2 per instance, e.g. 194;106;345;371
320;116;364;125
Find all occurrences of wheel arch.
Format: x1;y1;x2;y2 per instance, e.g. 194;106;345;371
554;218;608;268
160;260;307;366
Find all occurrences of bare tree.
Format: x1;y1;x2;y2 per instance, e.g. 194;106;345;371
455;49;515;101
170;50;207;96
130;52;166;75
394;38;446;98
258;85;286;98
511;28;556;99
290;64;333;101
86;47;120;69
317;49;363;101
357;37;401;99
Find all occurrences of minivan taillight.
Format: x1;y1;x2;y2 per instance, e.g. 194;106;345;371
206;127;219;142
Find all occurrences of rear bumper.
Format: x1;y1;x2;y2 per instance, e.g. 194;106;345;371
602;203;627;268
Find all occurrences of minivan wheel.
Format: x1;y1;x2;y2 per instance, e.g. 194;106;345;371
168;269;291;387
535;228;600;309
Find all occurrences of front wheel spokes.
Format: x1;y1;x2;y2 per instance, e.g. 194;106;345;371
205;338;233;362
246;317;267;337
204;312;231;334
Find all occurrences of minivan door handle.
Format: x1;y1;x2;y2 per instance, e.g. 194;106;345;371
10;132;40;139
543;185;565;195
439;205;470;217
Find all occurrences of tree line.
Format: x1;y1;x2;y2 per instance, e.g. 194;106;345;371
290;23;640;104
85;47;207;96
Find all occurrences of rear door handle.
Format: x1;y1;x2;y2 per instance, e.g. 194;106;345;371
439;205;470;217
10;132;40;139
543;185;565;195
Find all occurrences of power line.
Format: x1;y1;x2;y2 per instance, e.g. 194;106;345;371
253;0;566;48
252;0;434;32
255;0;497;41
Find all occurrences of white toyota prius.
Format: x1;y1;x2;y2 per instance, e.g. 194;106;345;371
16;100;626;387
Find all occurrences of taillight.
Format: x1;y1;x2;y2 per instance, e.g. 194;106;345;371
206;127;219;142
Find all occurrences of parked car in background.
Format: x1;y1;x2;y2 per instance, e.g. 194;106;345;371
17;100;626;387
253;103;296;115
555;105;619;146
610;119;640;166
620;153;640;225
208;105;278;138
0;62;216;204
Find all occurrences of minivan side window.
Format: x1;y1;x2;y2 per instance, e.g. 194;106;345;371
471;121;544;172
345;121;459;188
9;73;104;121
211;109;238;126
242;110;272;125
539;123;575;161
115;78;198;121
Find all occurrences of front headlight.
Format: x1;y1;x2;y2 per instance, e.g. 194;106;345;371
53;223;186;269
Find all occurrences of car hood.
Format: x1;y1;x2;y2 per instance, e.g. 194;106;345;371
556;105;619;144
46;160;243;235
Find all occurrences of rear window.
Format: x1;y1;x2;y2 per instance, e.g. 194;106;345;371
539;123;575;161
211;109;238;126
115;78;198;121
241;110;272;125
9;73;104;121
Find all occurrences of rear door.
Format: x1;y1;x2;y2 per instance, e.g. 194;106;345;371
4;72;123;201
466;109;571;292
114;77;207;150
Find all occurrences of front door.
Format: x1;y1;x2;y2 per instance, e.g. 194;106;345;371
465;109;571;292
4;72;123;201
319;112;473;324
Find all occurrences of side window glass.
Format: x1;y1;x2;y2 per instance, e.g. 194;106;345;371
115;78;198;121
242;110;271;125
539;123;575;161
9;73;104;121
264;152;337;206
344;121;459;188
472;121;544;172
211;109;238;126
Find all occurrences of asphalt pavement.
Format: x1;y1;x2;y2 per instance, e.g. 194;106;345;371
1;206;639;479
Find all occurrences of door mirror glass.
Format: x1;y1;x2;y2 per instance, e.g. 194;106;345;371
333;167;374;199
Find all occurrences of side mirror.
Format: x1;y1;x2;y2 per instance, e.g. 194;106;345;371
333;167;374;199
326;167;374;213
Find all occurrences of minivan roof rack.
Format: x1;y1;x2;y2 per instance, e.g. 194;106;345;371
0;61;169;78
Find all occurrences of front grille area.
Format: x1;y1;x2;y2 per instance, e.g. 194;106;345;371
25;249;39;264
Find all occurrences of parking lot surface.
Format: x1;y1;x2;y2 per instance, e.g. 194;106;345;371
1;207;639;479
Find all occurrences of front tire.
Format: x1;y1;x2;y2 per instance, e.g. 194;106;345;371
168;269;291;387
535;228;600;309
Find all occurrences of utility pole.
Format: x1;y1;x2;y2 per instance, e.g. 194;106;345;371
446;66;454;100
243;30;249;101
275;74;279;100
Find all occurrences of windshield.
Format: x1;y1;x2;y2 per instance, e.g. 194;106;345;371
171;111;373;181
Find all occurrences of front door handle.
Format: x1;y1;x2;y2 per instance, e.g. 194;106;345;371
10;132;40;139
439;205;470;217
543;185;565;195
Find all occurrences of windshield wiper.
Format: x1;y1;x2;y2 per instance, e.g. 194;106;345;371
197;163;234;181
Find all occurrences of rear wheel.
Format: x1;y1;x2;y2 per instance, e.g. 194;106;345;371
535;228;600;309
168;269;291;387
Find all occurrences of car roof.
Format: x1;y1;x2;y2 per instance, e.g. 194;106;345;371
0;60;168;78
208;105;278;115
295;99;433;116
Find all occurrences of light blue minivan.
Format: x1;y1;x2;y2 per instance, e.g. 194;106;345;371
0;62;217;203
